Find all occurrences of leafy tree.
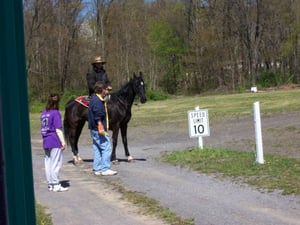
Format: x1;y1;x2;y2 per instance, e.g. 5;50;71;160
148;20;188;94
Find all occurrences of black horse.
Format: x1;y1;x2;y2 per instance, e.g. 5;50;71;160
63;73;147;164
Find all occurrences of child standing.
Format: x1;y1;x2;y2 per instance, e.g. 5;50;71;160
40;93;68;192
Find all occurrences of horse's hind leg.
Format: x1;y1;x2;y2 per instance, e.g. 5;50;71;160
120;124;133;162
73;121;85;164
69;128;81;164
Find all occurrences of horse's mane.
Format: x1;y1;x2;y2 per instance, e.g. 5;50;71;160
110;78;134;102
117;78;133;95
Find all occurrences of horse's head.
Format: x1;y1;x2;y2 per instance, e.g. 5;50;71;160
133;72;147;104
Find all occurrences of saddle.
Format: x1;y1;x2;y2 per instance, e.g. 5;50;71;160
75;96;90;107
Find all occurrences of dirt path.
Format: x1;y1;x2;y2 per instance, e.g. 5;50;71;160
32;139;166;225
32;112;300;225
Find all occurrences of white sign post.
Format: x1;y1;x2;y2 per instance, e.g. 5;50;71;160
187;106;210;149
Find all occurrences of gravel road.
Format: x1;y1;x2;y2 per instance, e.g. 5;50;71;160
32;112;300;225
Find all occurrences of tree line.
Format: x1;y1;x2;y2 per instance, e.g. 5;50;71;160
23;0;300;101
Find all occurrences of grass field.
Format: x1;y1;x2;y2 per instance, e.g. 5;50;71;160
30;88;300;134
130;88;300;126
161;147;300;195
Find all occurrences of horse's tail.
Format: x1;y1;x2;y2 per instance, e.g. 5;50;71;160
63;115;70;145
63;99;73;145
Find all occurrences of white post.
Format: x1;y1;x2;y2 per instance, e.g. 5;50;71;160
198;136;203;149
253;101;264;164
195;105;204;149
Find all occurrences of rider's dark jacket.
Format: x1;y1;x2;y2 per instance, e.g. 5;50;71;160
86;66;111;96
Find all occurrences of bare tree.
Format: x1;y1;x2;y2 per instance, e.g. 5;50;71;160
24;0;300;100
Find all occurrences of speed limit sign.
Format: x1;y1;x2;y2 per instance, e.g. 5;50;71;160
187;109;210;138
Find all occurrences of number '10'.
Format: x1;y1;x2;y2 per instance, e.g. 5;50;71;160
194;124;204;134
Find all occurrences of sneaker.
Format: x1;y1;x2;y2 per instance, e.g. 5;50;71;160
48;185;53;192
53;184;69;192
94;171;102;176
101;169;117;176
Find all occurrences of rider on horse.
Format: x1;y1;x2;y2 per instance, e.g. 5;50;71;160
86;56;112;97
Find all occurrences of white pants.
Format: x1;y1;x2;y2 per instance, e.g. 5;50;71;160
44;148;63;186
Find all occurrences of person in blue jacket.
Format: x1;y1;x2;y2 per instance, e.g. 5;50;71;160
88;81;117;176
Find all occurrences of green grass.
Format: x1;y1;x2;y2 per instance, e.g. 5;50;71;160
35;202;53;225
109;180;194;225
129;89;300;126
161;147;300;195
30;89;300;134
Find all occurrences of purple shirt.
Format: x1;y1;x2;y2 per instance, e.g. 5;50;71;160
40;109;62;149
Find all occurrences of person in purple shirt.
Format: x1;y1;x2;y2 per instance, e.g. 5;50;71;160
40;93;68;192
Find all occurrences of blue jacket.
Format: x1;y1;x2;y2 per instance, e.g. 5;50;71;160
88;95;108;131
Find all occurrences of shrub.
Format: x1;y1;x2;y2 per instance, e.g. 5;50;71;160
256;71;290;88
146;90;169;101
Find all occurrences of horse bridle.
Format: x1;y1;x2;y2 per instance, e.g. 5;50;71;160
133;78;145;100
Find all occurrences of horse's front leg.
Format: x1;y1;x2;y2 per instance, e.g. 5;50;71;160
111;127;119;163
120;124;133;162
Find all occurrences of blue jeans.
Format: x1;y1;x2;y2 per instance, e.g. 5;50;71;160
90;130;112;172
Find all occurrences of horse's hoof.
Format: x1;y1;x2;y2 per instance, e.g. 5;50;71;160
112;160;119;165
77;156;83;163
127;156;134;162
73;156;83;165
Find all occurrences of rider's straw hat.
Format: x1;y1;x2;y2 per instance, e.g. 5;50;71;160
91;56;106;65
